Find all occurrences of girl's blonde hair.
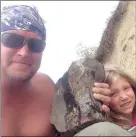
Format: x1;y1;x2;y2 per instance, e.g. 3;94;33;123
104;65;136;129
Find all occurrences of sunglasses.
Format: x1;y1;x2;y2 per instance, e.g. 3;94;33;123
1;33;46;52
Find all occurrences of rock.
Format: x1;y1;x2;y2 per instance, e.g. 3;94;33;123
51;58;107;133
95;1;136;81
52;1;136;134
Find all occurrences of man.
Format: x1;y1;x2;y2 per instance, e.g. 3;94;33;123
1;5;56;136
1;5;111;136
1;4;132;137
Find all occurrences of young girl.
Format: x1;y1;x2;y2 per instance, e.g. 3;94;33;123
74;67;136;136
104;67;136;131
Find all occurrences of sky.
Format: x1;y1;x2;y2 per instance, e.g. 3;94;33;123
1;1;119;82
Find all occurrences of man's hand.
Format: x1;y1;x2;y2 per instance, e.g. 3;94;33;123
92;82;111;113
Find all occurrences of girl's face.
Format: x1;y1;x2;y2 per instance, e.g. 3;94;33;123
109;77;135;115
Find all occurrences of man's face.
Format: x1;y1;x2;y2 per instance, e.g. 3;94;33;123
1;30;44;81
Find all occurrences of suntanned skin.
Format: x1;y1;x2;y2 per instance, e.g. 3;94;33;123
2;73;55;136
1;29;111;136
1;30;55;136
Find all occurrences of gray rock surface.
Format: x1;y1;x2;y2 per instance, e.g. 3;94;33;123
51;58;107;133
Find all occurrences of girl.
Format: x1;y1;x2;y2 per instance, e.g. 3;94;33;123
75;67;136;136
104;67;136;132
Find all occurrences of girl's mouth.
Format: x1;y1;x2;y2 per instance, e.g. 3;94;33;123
120;101;131;107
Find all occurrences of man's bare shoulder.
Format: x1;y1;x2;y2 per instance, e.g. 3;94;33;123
33;72;54;84
31;72;55;95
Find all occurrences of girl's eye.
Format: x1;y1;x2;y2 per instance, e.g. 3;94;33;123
124;86;131;91
111;91;118;97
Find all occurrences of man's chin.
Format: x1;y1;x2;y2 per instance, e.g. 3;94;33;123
6;71;33;81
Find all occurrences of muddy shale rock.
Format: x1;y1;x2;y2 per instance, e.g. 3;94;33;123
51;58;106;134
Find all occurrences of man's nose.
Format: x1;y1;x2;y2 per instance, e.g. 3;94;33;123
17;44;31;57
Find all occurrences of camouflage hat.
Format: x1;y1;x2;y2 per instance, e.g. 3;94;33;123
1;5;46;40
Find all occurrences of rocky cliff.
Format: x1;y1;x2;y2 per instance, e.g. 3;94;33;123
51;1;136;134
96;1;136;80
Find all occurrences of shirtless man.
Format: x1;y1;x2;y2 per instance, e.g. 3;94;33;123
1;4;117;137
1;5;55;136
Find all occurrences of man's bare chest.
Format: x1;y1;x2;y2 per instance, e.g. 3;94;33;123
2;101;51;136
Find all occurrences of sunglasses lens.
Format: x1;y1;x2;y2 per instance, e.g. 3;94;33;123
2;33;24;48
2;33;45;52
28;39;46;52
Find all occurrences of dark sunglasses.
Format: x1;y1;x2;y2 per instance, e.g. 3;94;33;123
1;33;46;52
